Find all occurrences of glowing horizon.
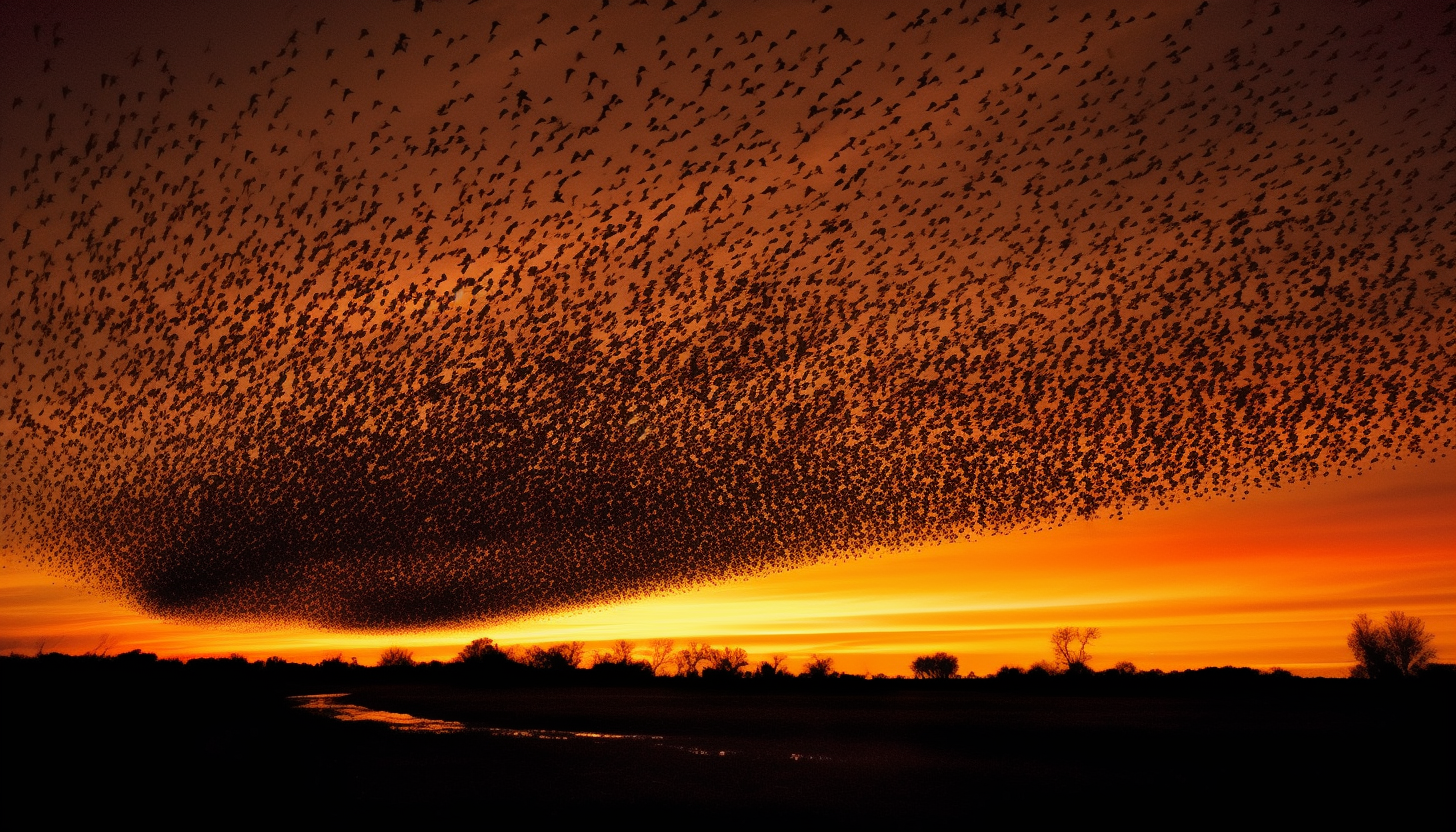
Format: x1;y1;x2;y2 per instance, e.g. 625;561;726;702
2;1;1452;676
6;460;1450;677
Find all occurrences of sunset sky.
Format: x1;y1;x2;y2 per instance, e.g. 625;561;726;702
5;459;1449;676
2;0;1451;677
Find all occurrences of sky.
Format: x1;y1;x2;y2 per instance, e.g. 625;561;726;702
1;0;1452;676
4;459;1450;676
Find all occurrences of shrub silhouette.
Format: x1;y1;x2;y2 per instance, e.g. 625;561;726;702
754;655;791;679
377;647;415;667
525;642;585;671
1026;660;1058;678
456;637;499;663
910;652;960;679
802;654;836;679
455;637;524;674
1348;612;1436;679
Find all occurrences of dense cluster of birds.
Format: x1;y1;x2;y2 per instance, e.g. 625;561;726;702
1;0;1451;630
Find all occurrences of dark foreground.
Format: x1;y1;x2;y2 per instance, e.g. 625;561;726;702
4;657;1451;828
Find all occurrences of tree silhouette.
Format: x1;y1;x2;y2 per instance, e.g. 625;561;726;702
910;652;960;679
525;642;585;671
802;654;836;678
456;637;499;663
753;654;791;678
455;637;522;671
647;638;675;675
674;642;711;677
1348;611;1436;679
593;639;640;666
377;646;415;667
1050;626;1100;672
708;646;750;674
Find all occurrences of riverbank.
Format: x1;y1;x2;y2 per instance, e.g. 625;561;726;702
4;655;1450;827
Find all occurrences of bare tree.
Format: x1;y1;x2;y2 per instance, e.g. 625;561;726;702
1349;611;1436;679
647;638;675;675
526;642;586;671
561;642;586;668
802;654;836;678
708;646;750;674
1050;626;1101;671
674;641;711;677
589;642;637;667
608;639;637;664
1382;612;1437;676
910;652;960;679
377;646;415;667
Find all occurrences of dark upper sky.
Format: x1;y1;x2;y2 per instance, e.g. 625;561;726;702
1;0;1451;630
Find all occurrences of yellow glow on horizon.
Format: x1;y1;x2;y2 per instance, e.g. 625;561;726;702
3;461;1451;677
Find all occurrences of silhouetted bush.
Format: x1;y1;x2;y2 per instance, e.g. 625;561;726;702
112;649;159;666
1348;611;1436;679
525;642;585;672
754;656;792;679
377;647;415;667
911;652;960;679
801;655;836;679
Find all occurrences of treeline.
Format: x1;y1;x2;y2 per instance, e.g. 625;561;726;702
9;646;1451;689
7;610;1442;685
443;637;831;680
11;646;1456;693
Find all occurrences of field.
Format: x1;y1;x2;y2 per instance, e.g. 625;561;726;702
5;657;1450;827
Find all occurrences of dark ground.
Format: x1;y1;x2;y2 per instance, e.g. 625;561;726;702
3;657;1451;828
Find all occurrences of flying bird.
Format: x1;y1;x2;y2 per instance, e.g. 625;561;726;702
0;0;1450;631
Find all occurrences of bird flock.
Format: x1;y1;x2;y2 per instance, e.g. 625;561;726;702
1;0;1451;630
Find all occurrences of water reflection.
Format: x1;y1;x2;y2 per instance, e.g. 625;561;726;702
291;693;464;733
289;693;824;762
289;693;663;741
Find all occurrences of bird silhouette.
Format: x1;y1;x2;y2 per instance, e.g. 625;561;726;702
0;0;1450;630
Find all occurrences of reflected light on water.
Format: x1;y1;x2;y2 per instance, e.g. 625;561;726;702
288;693;665;742
290;693;464;734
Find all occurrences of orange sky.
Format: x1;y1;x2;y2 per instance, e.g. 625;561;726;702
5;459;1450;677
2;1;1453;679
